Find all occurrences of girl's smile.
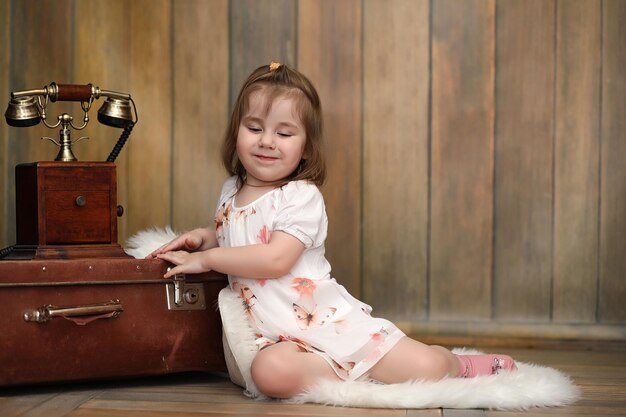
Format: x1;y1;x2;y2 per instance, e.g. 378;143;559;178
254;153;279;162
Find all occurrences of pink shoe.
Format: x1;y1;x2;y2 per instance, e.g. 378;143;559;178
456;354;517;378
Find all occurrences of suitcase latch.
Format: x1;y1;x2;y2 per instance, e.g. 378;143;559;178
166;273;206;310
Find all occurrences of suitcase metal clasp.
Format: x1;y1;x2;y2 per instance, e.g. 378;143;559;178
166;272;206;311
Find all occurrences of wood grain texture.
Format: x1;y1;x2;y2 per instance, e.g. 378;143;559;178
298;0;362;296
73;0;132;163
229;0;297;107
17;390;99;417
430;0;495;320
444;410;484;417
5;0;74;246
0;0;9;247
552;0;601;323
8;0;74;164
407;411;443;417
0;391;59;417
1;0;626;336
362;0;429;320
172;0;229;232
73;0;132;241
401;320;626;345
2;349;625;417
494;0;555;321
599;0;626;323
126;0;172;239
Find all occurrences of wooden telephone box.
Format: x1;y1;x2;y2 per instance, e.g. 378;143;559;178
13;161;125;259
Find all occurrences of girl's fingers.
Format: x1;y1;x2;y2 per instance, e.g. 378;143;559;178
185;237;201;250
146;234;201;259
151;238;184;258
149;245;166;258
163;264;181;278
157;250;189;266
156;252;180;278
157;252;176;263
147;244;169;259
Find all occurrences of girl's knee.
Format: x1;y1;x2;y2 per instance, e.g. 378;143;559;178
404;346;454;381
419;346;456;380
251;349;301;398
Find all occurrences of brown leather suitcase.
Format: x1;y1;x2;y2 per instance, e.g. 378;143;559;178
0;257;228;386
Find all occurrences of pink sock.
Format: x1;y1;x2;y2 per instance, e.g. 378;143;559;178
456;354;517;378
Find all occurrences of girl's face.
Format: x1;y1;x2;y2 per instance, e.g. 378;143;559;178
236;91;306;186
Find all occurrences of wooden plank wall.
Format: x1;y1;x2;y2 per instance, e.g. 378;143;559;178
363;0;429;321
494;1;555;321
0;0;624;341
0;0;8;253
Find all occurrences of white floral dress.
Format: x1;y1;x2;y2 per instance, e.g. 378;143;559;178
215;176;405;381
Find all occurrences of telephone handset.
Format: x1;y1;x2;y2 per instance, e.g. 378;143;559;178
4;82;138;162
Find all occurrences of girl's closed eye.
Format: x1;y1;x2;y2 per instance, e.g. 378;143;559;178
247;125;262;134
277;131;294;138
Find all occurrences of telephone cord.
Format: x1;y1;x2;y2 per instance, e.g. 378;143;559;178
0;245;15;259
106;121;135;163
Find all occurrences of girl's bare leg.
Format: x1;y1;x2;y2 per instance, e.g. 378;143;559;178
250;336;516;398
368;336;460;383
250;342;340;398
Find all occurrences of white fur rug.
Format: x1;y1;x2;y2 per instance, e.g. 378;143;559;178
218;288;579;410
126;227;580;410
124;226;179;259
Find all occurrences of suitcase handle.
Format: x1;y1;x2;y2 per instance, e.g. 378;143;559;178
23;299;123;324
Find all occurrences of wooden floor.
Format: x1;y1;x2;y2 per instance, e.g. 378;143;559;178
1;347;625;417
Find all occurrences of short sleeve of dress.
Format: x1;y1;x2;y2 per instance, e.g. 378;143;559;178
216;176;238;212
273;181;327;249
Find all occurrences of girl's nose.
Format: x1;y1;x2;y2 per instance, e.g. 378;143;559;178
259;132;276;149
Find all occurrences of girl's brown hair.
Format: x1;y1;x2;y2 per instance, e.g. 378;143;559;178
221;64;325;189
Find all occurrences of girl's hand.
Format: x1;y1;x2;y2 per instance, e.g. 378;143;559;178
157;250;211;278
146;228;214;259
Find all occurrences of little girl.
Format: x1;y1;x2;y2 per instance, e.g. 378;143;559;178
150;62;517;399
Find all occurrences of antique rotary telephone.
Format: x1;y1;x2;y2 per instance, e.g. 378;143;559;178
2;82;138;259
4;82;138;162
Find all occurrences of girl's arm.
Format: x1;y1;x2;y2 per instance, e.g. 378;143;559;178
157;231;305;279
146;227;218;259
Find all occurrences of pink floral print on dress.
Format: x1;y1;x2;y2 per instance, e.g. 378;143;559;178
214;202;231;241
292;303;337;330
232;281;261;324
257;225;271;244
291;277;317;303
